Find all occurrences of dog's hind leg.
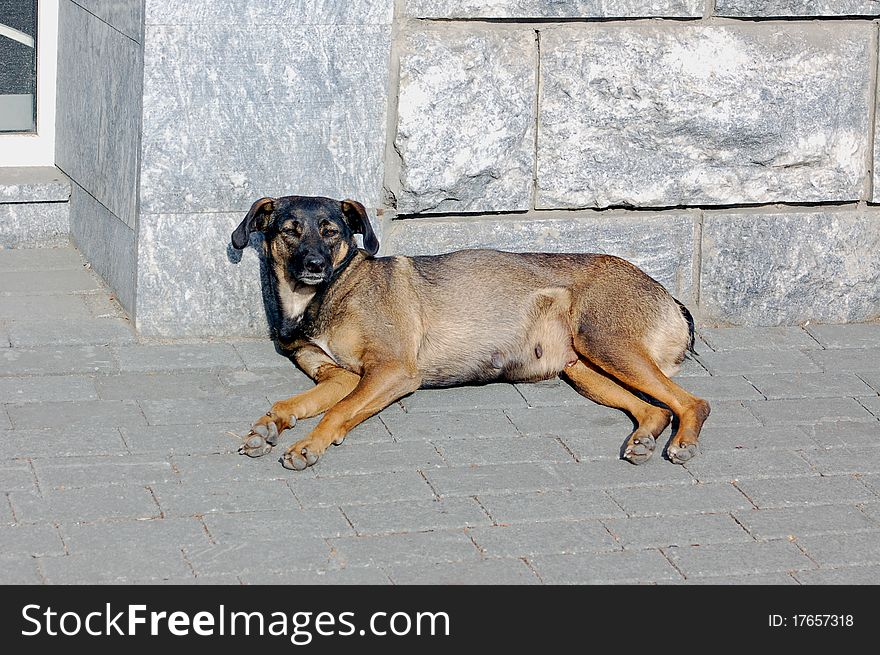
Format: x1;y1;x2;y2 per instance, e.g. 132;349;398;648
281;363;421;470
573;335;710;464
562;360;673;464
240;347;360;458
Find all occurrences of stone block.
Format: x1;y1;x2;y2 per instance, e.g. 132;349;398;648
7;318;134;347
204;508;354;542
388;558;539;585
537;24;872;208
701;211;880;325
746;373;874;399
341;498;490;535
144;1;394;25
806;323;880;349
0;427;129;459
435;435;574;466
395;25;536;213
0;203;69;249
382;409;519;441
0;167;70;203
60;517;210;554
698;326;820;351
716;1;880;17
6;400;147;430
794;566;880;585
469;521;618;557
0;294;92;321
328;530;480;568
736;475;877;508
0;346;117;376
152;479;298;517
40;548;191;584
796;531;880;568
733;505;878;541
607;482;754;517
477;489;626;523
404;1;703;18
95;371;225;400
806;348;880;373
310;440;445;477
697;348;819;375
424;462;572;497
115;343;244;372
33;456;176;490
140;23;390;213
11;486;162;523
683;449;815;483
603;513;752;549
531;549;680;584
1;268;100;296
745;397;875;425
665;541;814;578
0;375;98;403
0;247;83;273
118;423;247;456
289;470;435;508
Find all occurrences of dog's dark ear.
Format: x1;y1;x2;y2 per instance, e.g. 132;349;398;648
341;199;379;256
231;197;275;250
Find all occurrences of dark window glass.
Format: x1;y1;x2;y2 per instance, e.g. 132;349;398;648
0;0;37;132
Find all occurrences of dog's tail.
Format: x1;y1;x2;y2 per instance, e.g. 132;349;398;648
674;298;697;355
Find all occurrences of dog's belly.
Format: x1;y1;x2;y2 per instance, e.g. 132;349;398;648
416;288;578;388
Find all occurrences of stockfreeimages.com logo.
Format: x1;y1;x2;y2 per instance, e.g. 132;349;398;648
22;604;450;645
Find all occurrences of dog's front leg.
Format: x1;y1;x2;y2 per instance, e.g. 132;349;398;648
280;364;421;470
240;360;360;458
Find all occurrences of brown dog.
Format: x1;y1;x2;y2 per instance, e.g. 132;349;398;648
231;195;710;470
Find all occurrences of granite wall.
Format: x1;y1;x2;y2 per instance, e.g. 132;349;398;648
55;0;143;315
54;0;880;335
384;2;880;329
135;0;394;336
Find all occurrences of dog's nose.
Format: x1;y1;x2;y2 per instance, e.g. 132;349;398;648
304;256;325;274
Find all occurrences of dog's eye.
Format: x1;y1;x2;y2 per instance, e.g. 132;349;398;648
281;223;302;237
321;227;339;237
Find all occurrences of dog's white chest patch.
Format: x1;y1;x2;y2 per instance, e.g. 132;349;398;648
275;265;316;323
310;337;339;365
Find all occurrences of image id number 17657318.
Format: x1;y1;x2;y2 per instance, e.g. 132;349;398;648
769;615;854;628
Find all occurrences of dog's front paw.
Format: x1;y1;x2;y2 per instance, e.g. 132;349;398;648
281;435;329;471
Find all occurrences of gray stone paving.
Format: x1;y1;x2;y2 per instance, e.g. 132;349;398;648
1;246;880;584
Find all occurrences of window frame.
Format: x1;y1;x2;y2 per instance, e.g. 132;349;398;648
0;0;58;167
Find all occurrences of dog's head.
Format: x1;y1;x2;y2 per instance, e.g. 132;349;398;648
231;195;379;285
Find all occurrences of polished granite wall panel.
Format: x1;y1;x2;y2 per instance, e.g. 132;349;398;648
143;0;393;25
139;19;392;214
55;0;144;229
72;0;145;42
136;212;268;338
68;184;137;315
